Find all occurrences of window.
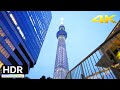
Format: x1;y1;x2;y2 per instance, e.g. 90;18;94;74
9;13;18;26
17;26;25;39
19;43;33;68
0;44;10;59
0;60;4;68
8;56;18;66
5;38;15;51
0;45;2;50
0;28;5;37
29;16;34;26
14;48;28;73
8;13;25;40
116;51;120;60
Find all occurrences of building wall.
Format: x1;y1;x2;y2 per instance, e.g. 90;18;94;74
0;11;52;73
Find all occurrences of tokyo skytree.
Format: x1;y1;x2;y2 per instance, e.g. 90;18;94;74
53;18;69;79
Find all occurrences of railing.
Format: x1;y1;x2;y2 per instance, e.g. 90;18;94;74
66;29;120;79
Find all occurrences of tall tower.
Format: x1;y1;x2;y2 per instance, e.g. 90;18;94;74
53;18;69;79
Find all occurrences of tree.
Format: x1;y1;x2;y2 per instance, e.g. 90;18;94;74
40;75;46;79
47;77;52;79
40;75;52;79
24;77;30;79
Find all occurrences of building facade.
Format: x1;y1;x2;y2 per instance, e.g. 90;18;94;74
66;20;120;79
53;24;69;79
96;20;120;79
0;11;52;74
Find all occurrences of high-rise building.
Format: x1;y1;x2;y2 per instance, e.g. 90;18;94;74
0;11;52;74
53;22;69;79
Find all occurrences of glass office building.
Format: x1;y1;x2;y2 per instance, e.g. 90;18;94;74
66;20;120;79
0;11;52;74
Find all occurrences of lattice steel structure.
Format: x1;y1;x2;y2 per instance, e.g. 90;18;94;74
53;24;69;79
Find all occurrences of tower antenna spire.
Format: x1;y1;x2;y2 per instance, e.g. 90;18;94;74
60;17;64;25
